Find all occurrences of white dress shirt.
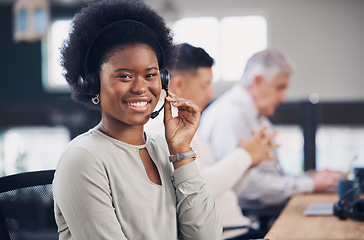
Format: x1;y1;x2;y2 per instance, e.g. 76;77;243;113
200;84;314;206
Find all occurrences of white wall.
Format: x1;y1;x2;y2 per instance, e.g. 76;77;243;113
147;0;364;102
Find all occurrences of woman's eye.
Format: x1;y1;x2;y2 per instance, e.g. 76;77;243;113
146;73;157;78
117;74;132;79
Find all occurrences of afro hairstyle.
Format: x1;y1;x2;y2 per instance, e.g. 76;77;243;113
60;0;175;109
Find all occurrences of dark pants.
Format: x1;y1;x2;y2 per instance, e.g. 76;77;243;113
225;227;267;240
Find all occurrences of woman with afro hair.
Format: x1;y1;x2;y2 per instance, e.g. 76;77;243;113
52;0;222;239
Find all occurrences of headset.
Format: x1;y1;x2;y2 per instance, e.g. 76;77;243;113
79;19;170;119
333;186;364;221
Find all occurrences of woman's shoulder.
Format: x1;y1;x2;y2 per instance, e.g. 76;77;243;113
71;127;100;142
58;129;106;164
68;128;117;150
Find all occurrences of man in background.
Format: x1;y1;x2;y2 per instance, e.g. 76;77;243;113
146;43;277;240
199;48;345;207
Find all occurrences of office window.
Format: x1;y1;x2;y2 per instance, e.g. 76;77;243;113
173;15;267;82
42;19;71;92
316;126;364;173
43;16;267;90
0;126;70;176
274;125;305;175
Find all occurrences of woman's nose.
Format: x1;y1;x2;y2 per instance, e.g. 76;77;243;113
131;76;147;94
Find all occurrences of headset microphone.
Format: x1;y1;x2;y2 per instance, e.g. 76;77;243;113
150;90;168;119
150;100;165;119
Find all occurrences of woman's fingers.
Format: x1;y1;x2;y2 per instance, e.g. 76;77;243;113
163;92;200;157
166;92;200;115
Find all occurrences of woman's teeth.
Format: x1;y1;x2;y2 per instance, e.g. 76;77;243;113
128;102;148;107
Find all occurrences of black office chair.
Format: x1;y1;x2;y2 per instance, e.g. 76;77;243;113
240;200;288;232
0;170;57;240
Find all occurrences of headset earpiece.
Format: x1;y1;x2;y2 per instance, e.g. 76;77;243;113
85;71;100;95
78;71;99;95
149;69;170;119
159;69;169;92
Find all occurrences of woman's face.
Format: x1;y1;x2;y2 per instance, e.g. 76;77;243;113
99;44;161;128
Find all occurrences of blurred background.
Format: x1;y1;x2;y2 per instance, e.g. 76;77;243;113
0;0;363;177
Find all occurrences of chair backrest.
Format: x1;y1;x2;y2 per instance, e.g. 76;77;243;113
0;170;57;240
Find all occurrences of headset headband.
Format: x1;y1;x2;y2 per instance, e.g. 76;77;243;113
83;19;166;74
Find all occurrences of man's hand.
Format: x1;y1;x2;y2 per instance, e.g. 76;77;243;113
310;169;346;192
238;124;279;167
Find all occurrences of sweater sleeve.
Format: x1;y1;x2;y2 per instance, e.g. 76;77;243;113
53;147;128;240
171;161;222;240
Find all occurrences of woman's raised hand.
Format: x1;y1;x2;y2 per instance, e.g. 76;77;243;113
164;92;200;158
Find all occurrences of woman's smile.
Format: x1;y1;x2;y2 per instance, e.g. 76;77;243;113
124;98;151;112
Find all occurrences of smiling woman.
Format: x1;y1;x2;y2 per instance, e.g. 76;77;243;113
98;44;161;132
52;0;222;240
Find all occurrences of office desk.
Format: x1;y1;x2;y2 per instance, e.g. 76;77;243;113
265;193;364;240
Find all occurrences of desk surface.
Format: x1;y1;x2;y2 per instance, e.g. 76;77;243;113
265;193;364;240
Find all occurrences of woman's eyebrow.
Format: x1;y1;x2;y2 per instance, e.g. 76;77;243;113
114;68;132;72
114;67;159;72
146;67;159;71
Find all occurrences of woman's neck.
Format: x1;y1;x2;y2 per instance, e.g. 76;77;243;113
96;121;145;145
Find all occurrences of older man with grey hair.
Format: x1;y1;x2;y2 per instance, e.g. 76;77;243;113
200;49;345;206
